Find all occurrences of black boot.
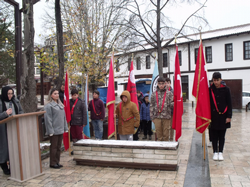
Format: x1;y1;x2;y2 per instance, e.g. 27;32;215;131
149;135;152;140
0;163;10;175
142;135;147;140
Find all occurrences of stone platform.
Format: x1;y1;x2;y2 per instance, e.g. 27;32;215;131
73;139;179;171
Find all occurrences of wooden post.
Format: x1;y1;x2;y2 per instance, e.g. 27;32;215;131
202;132;206;160
68;122;72;156
246;105;248;112
114;114;117;140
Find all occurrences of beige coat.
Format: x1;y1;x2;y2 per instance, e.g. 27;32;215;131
116;90;140;135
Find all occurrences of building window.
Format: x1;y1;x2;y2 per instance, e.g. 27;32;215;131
115;81;117;91
205;46;212;63
35;67;40;75
128;57;131;71
225;43;233;61
244;41;250;60
178;51;182;66
146;56;150;69
163;53;168;67
116;60;119;72
194;48;198;64
136;57;141;70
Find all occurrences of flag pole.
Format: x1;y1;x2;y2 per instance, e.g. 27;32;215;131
68;122;72;156
112;47;117;140
203;132;206;160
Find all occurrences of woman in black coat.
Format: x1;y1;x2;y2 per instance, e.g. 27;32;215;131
209;72;232;161
0;86;24;175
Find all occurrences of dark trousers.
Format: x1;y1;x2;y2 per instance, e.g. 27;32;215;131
70;125;83;142
210;129;226;153
50;134;63;166
138;121;143;132
0;162;9;172
142;120;152;136
133;130;139;141
208;126;212;142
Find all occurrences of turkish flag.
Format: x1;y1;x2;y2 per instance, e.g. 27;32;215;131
172;45;183;141
106;54;116;139
192;41;211;133
127;60;139;110
63;71;71;151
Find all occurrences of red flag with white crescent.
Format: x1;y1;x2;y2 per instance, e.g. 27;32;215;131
192;41;211;133
172;45;183;141
127;60;139;110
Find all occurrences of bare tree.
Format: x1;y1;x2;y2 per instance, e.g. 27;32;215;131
118;0;208;77
60;0;127;91
20;0;38;112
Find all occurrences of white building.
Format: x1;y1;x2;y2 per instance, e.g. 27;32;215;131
111;23;250;102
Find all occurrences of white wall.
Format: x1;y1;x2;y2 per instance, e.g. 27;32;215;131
112;33;250;98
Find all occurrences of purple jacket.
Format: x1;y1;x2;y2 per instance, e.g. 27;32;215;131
88;98;105;120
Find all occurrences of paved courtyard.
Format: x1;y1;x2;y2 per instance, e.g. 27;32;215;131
0;102;250;187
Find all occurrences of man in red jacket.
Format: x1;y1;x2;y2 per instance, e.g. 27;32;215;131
88;90;105;140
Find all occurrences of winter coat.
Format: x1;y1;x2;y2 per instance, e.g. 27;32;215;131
150;87;173;120
137;93;144;111
209;83;232;130
59;90;64;104
140;94;151;121
0;97;23;164
70;98;87;126
167;86;174;115
116;90;140;135
88;98;105;120
44;101;68;135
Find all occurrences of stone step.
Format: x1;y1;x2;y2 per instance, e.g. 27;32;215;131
73;139;179;171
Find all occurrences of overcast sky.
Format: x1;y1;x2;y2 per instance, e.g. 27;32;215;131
14;0;250;44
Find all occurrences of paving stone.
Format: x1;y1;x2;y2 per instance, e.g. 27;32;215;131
142;178;164;187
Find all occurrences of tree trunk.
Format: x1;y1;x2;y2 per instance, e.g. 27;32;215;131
55;0;64;90
156;0;163;77
20;0;38;112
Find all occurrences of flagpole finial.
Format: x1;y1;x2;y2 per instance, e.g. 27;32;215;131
198;26;202;40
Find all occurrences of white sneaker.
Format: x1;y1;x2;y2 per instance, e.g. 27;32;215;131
208;141;212;147
213;152;219;161
218;152;224;161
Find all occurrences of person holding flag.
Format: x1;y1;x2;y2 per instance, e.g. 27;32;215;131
69;89;87;143
150;77;173;141
115;90;140;141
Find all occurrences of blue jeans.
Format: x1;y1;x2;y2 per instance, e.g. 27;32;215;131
92;120;103;139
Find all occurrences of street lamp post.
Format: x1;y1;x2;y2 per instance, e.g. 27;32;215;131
4;0;22;96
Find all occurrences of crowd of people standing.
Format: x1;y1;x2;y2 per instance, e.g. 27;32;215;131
0;71;232;173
